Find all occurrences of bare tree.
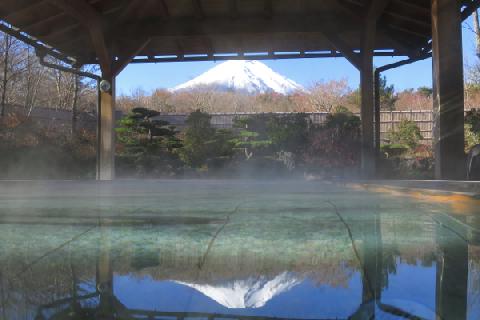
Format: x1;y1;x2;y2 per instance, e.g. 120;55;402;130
0;33;11;117
0;33;26;116
71;64;99;135
474;10;480;58
307;79;351;113
395;89;433;111
186;87;216;112
71;73;80;135
22;47;46;116
50;64;76;110
150;89;173;112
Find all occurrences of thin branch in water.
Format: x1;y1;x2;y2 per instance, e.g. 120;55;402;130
325;200;375;300
197;202;244;269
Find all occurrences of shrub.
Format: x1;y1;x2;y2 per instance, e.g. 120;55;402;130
116;107;182;176
180;110;235;168
266;113;311;154
466;123;480;151
465;109;480;152
378;143;434;179
387;120;422;150
380;144;409;158
0;116;97;179
205;129;236;169
232;114;272;160
231;113;311;164
325;109;361;132
465;108;480;134
303;110;361;173
179;110;213;167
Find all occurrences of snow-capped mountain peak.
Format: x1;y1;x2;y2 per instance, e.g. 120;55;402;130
177;272;301;309
171;60;303;95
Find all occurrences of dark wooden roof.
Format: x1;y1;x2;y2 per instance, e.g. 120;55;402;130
0;0;478;67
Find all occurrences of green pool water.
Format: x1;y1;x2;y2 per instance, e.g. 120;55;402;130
0;180;479;320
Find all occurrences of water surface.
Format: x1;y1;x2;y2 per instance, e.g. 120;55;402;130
0;180;479;320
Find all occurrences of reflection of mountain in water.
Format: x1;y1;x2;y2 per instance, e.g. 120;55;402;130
177;272;302;308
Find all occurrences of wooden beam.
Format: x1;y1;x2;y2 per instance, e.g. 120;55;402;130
388;24;430;39
367;0;390;22
342;0;430;32
47;0;112;76
387;0;431;22
395;0;429;13
264;0;273;18
344;0;428;14
101;2;126;15
21;12;69;34
203;36;215;57
156;0;170;18
119;14;365;68
384;11;430;28
322;31;361;69
1;0;49;21
192;0;204;19
382;28;419;56
128;51;401;64
121;14;354;38
47;0;101;24
40;23;81;42
112;38;151;76
46;36;91;60
333;0;418;57
0;22;75;64
229;0;238;19
116;0;143;23
88;23;112;76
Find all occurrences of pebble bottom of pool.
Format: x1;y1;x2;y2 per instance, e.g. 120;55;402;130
0;180;479;320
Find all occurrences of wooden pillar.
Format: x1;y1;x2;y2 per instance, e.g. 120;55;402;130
93;39;149;181
432;0;465;180
360;24;376;178
97;75;116;181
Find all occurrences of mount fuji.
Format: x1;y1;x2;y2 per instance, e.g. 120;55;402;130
176;272;302;309
171;60;304;95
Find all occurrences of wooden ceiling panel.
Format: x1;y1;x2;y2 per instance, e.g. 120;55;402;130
200;0;231;16
1;1;52;26
235;0;268;15
164;0;198;18
0;0;475;65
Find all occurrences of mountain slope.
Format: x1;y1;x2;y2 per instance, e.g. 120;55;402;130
171;60;303;95
177;272;301;308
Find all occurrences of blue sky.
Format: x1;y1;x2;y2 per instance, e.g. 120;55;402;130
116;19;478;96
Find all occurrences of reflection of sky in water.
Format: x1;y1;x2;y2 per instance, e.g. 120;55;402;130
381;260;437;319
469;259;480;320
0;180;479;320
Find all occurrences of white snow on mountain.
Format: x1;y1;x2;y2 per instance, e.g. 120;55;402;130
177;272;301;309
171;60;304;95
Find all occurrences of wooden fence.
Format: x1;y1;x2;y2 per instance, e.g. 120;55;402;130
10;107;439;143
378;110;434;142
155;110;436;143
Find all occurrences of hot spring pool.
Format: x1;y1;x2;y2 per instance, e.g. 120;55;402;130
0;180;479;320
